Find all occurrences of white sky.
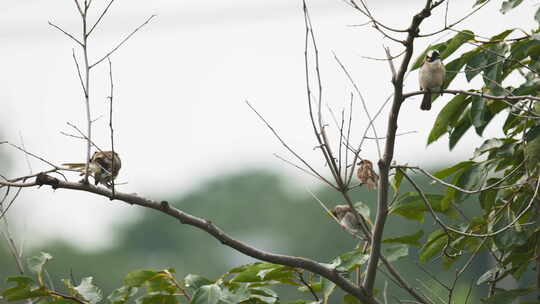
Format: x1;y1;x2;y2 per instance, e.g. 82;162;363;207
0;0;536;250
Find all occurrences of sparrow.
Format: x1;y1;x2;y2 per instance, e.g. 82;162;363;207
419;50;445;111
332;205;362;233
357;159;379;190
62;151;121;188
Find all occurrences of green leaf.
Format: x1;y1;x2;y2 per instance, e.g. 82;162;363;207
107;286;138;304
383;230;424;246
383;244;409;262
3;286;48;301
184;274;213;295
74;277;102;304
5;276;35;285
441;50;477;90
500;0;524;14
391;168;405;192
483;44;509;95
465;51;487;81
449;107;473;149
420;229;448;263
536;7;540;24
525;125;540;142
510;39;540;61
473;138;504;159
135;294;178;304
124;270;161;287
479;186;498;210
483;287;534;304
525;128;540;172
219;285;250;304
249;294;278;304
433;161;474;179
249;286;277;299
190;284;221;304
454;163;485;202
440;30;474;59
427;94;471;145
2;278;48;302
332;250;370;272
470;95;492;135
474;0;489;6
321;277;336;304
476;267;501;285
390;192;447;222
343;294;362;304
490;29;516;42
230;263;296;284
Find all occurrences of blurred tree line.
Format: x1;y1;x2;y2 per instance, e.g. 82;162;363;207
1;167;508;301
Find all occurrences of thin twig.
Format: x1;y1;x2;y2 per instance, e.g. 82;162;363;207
332;52;382;159
404;163;524;194
107;57;116;197
87;0;116;36
49;291;88;304
90;15;156;68
18;132;32;174
48;22;84;46
1;142;59;169
72;49;87;97
298;272;320;302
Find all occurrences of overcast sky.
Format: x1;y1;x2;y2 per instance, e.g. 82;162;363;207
0;0;536;250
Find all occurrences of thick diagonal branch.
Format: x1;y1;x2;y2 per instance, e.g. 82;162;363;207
33;173;379;304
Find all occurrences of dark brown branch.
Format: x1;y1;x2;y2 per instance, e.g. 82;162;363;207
363;0;436;295
49;291;87;304
297;272;320;302
72;0;84;17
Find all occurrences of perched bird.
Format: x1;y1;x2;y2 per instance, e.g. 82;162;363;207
332;205;362;233
357;159;379;190
419;50;445;111
62;151;121;188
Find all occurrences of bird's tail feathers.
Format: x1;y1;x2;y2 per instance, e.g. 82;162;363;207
420;91;432;111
